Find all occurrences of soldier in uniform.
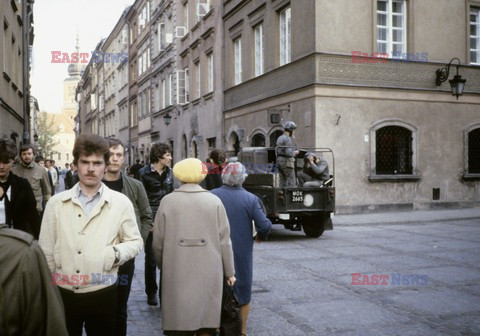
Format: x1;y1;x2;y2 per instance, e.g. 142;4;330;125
275;121;299;187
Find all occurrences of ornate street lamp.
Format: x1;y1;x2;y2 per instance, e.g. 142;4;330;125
435;58;467;100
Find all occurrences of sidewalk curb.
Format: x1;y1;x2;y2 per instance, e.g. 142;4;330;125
333;215;480;227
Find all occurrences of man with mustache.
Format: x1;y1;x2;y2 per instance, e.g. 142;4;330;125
11;144;51;215
39;134;143;335
103;138;152;336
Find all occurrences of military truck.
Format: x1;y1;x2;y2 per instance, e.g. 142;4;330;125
237;147;335;238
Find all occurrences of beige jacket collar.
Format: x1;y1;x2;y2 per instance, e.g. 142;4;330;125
60;183;113;209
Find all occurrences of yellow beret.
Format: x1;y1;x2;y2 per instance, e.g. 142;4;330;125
173;158;207;183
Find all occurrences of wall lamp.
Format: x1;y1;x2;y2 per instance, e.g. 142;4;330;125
163;105;182;126
163;112;172;126
435;58;466;100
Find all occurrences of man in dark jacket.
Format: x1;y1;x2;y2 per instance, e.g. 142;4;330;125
64;163;76;190
0;139;40;238
136;142;174;306
128;159;143;178
103;138;153;336
0;224;68;335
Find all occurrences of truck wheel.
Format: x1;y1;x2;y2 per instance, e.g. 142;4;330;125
302;216;326;238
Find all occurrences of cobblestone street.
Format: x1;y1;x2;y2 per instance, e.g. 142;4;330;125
125;209;480;336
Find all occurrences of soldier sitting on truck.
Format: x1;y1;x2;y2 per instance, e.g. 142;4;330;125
275;121;299;187
297;152;330;187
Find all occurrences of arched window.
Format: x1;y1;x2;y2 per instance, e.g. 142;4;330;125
251;133;266;147
369;119;420;181
465;125;480;176
192;141;198;158
376;126;412;174
181;134;187;159
269;130;284;147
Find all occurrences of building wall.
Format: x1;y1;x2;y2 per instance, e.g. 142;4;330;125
74;0;480;213
222;0;480;212
0;0;26;142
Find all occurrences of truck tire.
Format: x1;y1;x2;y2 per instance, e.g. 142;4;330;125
302;215;326;238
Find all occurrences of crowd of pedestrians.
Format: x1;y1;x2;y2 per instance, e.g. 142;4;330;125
0;134;272;336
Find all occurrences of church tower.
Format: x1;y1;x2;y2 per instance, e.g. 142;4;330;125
50;35;86;168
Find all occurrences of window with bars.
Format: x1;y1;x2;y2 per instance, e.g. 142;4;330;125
251;133;266;147
471;9;480;64
377;0;406;56
375;126;412;175
468;128;480;174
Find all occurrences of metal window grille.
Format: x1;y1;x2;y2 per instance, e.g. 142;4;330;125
251;134;266;147
468;128;480;173
376;126;412;174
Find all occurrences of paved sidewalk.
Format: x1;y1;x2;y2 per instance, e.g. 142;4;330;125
333;207;480;226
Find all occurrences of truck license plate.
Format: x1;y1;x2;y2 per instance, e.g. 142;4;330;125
291;190;303;202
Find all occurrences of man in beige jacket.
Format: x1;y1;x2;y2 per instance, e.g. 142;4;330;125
39;134;143;336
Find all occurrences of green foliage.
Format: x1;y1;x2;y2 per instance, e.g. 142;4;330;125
37;111;59;159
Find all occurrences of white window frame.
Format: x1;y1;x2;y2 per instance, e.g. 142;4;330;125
184;2;189;30
280;7;291;66
254;23;264;76
169;74;174;105
161;79;166;109
195;60;201;99
377;0;407;57
196;0;210;20
207;53;213;92
470;8;480;65
234;37;242;85
138;93;143;117
158;23;165;52
185;68;190;103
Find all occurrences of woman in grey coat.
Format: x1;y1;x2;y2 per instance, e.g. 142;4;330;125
211;162;272;336
152;158;236;336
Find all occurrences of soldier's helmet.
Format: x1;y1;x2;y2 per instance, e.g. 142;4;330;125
284;121;297;131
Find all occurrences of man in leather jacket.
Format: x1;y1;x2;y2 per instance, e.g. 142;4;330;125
136;142;174;306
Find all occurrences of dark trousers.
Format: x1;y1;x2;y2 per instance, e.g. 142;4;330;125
145;232;161;300
116;258;135;336
59;285;117;336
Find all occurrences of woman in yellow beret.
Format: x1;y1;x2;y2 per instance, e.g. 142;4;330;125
152;158;236;336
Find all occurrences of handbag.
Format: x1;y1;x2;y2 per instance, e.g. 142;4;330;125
220;282;242;336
